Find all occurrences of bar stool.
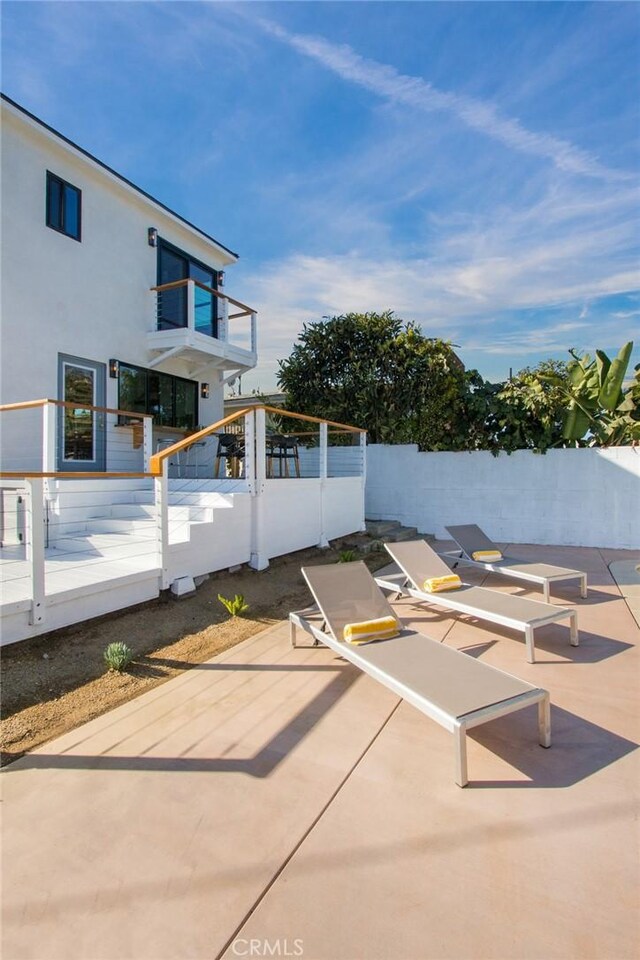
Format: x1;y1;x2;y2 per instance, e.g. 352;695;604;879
267;434;300;478
214;433;245;478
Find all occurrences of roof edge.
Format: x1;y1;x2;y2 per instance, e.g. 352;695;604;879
1;93;239;261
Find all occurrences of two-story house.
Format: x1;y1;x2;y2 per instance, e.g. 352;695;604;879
0;93;257;474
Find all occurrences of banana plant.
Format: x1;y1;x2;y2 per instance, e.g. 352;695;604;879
549;342;639;445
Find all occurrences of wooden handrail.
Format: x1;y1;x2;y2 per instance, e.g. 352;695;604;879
261;406;365;433
0;472;153;479
0;398;153;419
148;405;365;476
149;408;253;475
0;398;49;411
150;278;255;316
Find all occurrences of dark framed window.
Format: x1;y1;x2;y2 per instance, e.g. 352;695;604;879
157;239;218;337
46;171;81;241
117;362;198;430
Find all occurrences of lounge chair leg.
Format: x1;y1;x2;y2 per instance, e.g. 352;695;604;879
290;619;297;648
453;722;468;787
524;625;535;664
543;581;550;603
538;695;551;748
569;611;579;646
580;575;588;599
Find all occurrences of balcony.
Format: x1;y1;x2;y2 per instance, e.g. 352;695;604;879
147;278;258;378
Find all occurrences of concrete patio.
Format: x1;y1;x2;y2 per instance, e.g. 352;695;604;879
2;543;639;960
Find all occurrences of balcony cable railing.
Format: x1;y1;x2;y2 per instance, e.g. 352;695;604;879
150;278;257;356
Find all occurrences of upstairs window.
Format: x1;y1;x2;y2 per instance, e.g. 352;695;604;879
46;171;81;241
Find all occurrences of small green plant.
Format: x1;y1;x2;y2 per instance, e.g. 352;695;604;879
218;593;249;616
103;642;134;672
338;549;358;563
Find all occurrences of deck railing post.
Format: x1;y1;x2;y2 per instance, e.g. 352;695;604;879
250;408;269;570
26;477;45;627
218;295;228;344
155;459;170;589
187;279;195;333
143;416;153;472
42;401;56;473
250;312;258;355
359;431;367;532
317;421;329;549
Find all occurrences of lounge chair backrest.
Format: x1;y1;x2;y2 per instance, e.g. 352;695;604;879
446;524;498;556
301;561;396;641
384;539;454;587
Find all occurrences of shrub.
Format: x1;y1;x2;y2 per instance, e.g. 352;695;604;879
218;593;249;616
338;549;358;563
104;642;134;672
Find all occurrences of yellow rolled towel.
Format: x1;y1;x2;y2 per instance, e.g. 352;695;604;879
343;616;399;645
472;550;503;562
422;574;462;593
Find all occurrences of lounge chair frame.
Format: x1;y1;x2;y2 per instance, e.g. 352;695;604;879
290;579;551;788
444;525;588;602
375;546;578;663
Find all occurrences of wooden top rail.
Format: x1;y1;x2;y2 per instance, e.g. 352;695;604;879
0;398;153;419
149;408;253;476
0;472;153;480
261;406;365;433
150;279;255;317
149;405;366;476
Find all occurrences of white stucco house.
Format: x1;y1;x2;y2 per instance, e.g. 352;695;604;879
0;95;366;644
0;92;257;473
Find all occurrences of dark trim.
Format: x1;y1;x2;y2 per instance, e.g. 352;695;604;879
46;170;82;242
156;237;219;288
157;238;218;338
116;360;199;430
1;92;239;260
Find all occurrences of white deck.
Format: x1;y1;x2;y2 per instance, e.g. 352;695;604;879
0;474;365;645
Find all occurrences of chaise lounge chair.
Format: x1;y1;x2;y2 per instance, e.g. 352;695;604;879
445;524;588;602
290;561;551;787
375;540;578;663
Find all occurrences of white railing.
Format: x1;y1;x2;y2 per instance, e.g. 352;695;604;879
0;404;366;634
151;278;257;356
0;398;153;476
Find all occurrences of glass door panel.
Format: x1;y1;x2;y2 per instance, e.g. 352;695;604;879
190;263;217;338
57;355;106;471
158;245;188;329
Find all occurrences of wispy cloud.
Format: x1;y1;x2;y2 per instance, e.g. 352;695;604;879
256;17;631;183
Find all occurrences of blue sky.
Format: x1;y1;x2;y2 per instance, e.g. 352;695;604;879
3;1;639;391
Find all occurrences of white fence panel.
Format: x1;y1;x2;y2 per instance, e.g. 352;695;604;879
365;445;640;549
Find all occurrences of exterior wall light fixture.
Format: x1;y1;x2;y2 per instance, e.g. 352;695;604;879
200;383;210;399
148;227;158;247
109;359;119;379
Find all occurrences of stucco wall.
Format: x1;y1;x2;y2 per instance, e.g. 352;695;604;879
365;445;640;549
0;102;234;470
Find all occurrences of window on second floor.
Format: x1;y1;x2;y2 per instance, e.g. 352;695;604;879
157;240;218;337
46;171;81;241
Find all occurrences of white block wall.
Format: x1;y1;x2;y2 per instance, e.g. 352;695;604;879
366;445;640;549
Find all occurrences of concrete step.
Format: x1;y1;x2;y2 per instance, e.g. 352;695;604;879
365;520;402;538
387;526;419;542
365;519;426;543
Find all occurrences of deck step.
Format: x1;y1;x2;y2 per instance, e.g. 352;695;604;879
365;519;426;542
365;520;403;538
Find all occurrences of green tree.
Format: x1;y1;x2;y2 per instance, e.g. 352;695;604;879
277;311;467;449
420;359;570;454
544;342;639;446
